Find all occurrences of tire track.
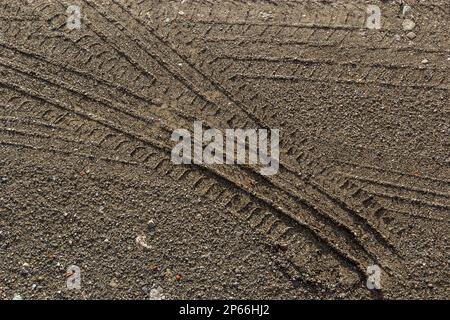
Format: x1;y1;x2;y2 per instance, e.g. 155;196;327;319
3;63;376;288
4;0;447;294
83;0;404;268
67;0;408;278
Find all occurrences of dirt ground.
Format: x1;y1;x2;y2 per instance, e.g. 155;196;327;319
0;0;448;299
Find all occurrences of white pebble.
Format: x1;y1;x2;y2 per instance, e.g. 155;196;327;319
402;19;416;31
402;5;412;16
13;294;23;300
136;235;152;250
149;286;165;300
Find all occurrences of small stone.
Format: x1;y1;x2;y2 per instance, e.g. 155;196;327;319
136;235;152;250
0;176;8;183
20;269;29;276
149;286;165;300
259;12;272;20
421;59;429;64
109;278;119;288
150;265;159;273
13;294;23;300
147;219;156;231
402;19;416;31
31;284;37;290
178;11;185;15
164;268;173;279
402;5;412;16
406;32;416;39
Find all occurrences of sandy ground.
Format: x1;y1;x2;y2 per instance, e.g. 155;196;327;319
0;0;449;299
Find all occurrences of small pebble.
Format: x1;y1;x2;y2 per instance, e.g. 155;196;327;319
406;32;416;39
136;235;152;250
149;286;165;300
259;12;272;20
402;19;416;31
402;5;412;16
13;294;23;300
421;59;429;64
147;219;156;231
109;278;119;288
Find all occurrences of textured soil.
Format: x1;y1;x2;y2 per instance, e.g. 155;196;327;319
0;0;449;299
